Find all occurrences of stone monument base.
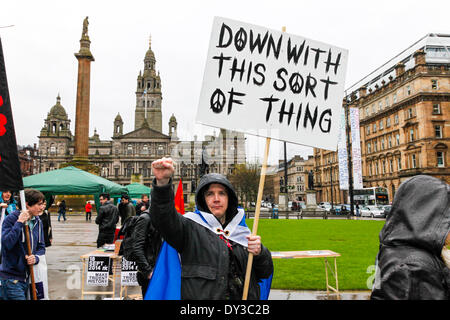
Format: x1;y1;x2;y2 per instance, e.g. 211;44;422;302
60;157;100;175
302;190;327;219
306;190;317;209
278;193;288;211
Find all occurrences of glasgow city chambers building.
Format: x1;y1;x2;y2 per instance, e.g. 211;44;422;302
37;38;246;199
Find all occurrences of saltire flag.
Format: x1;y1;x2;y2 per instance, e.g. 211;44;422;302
144;208;272;300
174;178;185;215
0;37;23;191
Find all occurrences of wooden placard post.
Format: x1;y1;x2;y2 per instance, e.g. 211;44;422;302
19;190;37;300
242;137;270;300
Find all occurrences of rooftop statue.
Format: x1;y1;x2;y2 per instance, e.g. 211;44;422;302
82;16;89;38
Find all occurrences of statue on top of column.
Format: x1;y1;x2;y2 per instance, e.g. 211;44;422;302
82;16;89;38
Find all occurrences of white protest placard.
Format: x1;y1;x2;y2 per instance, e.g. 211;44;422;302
121;257;139;286
87;256;110;287
197;17;348;151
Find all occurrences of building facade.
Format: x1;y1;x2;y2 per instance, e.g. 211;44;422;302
264;155;314;204
37;39;246;197
314;34;450;204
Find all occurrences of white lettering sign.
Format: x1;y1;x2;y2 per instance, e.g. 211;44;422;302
86;256;110;287
121;257;139;286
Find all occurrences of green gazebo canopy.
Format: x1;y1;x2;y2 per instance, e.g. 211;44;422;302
125;182;151;199
23;166;128;211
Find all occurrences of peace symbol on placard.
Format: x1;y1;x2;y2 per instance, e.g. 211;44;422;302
289;73;304;94
210;89;226;114
234;28;247;51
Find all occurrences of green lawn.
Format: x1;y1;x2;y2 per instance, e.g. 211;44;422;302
246;219;386;290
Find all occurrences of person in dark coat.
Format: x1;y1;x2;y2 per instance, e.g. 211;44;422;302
371;175;450;300
150;157;273;300
40;198;53;247
132;208;163;297
118;194;136;225
135;194;150;216
57;200;66;222
95;193;119;248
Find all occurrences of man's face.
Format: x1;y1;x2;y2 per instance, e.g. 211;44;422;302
142;195;149;203
99;196;108;205
27;200;45;217
122;198;129;204
2;191;11;202
204;184;228;222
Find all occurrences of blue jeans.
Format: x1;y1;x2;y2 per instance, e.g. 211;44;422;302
0;278;29;300
58;211;66;221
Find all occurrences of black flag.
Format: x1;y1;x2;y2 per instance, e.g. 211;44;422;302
0;37;23;191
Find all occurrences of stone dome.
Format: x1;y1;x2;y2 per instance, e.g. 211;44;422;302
49;95;68;119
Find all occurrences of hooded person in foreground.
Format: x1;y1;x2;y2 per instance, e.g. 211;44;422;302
147;157;273;300
371;175;450;300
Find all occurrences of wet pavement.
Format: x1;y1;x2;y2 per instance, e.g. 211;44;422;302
46;214;371;300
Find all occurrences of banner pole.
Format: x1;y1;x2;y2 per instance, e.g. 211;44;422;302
242;137;271;300
19;190;37;300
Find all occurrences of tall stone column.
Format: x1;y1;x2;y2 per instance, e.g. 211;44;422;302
74;16;94;161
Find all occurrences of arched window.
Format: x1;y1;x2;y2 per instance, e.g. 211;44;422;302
127;144;133;155
143;163;149;177
142;144;149;155
101;166;108;177
50;144;56;155
126;163;133;177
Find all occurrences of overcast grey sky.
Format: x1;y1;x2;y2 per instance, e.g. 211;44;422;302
1;0;449;165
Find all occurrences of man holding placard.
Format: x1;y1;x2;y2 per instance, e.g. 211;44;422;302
148;157;273;300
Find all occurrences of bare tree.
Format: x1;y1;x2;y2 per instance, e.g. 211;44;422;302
227;162;260;209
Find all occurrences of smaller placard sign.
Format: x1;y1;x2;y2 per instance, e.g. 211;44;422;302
121;257;139;286
87;256;110;286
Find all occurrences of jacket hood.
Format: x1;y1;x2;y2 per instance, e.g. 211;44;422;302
195;173;239;227
379;175;450;256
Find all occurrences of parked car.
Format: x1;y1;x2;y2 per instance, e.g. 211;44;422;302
291;201;303;211
319;203;332;213
336;203;350;215
333;204;349;215
382;205;392;217
360;205;385;218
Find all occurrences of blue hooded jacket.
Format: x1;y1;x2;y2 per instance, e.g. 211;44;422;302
0;210;46;282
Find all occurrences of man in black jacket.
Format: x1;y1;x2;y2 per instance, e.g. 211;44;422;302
95;193;119;248
118;194;136;225
132;209;162;297
371;175;450;300
135;194;150;216
150;157;273;300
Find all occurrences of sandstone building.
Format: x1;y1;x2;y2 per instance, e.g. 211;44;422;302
314;33;449;204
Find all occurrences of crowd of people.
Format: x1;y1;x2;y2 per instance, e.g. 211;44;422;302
0;160;448;300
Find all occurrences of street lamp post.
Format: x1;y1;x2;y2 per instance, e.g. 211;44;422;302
329;160;334;210
345;99;355;217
